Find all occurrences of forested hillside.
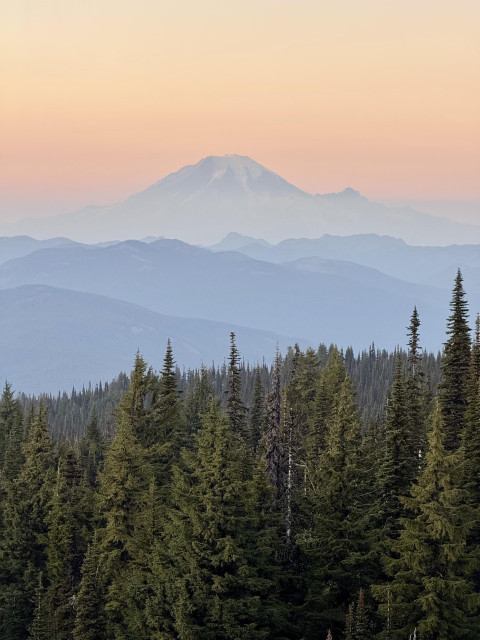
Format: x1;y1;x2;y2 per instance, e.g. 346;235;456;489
0;271;479;639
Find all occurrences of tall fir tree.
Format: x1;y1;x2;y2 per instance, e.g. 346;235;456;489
0;403;55;640
184;365;213;435
226;332;248;441
299;378;368;639
73;536;107;640
0;382;23;472
148;402;284;640
249;367;266;449
405;307;428;458
440;269;471;450
374;405;480;639
96;391;151;639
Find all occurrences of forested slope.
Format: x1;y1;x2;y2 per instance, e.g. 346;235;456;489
0;272;479;640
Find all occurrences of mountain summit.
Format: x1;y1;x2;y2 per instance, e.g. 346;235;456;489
4;155;480;245
147;154;305;199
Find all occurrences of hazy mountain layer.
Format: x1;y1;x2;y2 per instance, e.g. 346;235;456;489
0;285;300;394
2;155;479;245
0;238;451;353
211;232;480;290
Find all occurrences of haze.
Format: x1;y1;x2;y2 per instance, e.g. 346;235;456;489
1;0;479;225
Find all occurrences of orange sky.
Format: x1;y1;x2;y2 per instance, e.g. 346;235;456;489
1;0;479;220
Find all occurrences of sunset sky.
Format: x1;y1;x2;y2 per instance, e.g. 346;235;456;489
1;0;479;221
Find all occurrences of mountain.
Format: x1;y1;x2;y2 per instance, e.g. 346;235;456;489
209;233;480;292
3;155;480;245
0;235;78;266
0;285;301;394
0;238;452;352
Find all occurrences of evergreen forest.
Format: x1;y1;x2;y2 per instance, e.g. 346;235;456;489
1;270;479;640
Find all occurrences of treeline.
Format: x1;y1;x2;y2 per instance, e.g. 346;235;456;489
16;344;442;443
0;270;479;639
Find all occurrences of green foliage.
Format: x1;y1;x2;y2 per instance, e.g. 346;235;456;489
148;402;284;639
73;537;107;640
374;405;480;639
440;269;471;450
0;403;55;640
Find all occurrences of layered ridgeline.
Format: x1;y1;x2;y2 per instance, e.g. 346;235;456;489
2;155;480;245
1;234;480;393
0;274;479;640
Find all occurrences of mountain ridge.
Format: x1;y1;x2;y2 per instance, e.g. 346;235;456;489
2;155;479;245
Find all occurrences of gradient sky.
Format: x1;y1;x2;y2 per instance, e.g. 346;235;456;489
1;0;479;221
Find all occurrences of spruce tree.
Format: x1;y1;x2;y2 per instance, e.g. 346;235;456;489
73;537;107;640
148;402;283;640
0;382;23;471
184;365;213;434
44;452;89;640
0;403;55;640
80;408;104;488
299;379;367;639
375;358;416;543
374;406;480;639
263;349;285;503
440;269;471;450
249;367;265;449
151;339;187;453
406;307;428;458
96;394;151;638
227;332;248;440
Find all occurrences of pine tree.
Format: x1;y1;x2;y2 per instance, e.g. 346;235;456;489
375;358;415;542
80;408;104;488
0;382;23;471
148;402;283;640
28;573;50;640
184;365;213;434
250;367;265;449
96;394;151;638
73;537;107;640
227;332;248;440
44;452;89;640
151;339;187;453
299;379;367;639
440;269;471;450
374;406;480;639
120;351;156;447
406;307;428;458
0;403;55;640
262;348;285;503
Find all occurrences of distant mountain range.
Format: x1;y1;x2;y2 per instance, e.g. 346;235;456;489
1;232;479;393
209;232;480;289
0;285;301;394
2;155;479;245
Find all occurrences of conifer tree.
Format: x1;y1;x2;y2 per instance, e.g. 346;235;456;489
376;358;415;542
148;402;283;640
0;382;23;471
96;392;151;638
80;408;104;488
28;573;50;640
440;269;471;450
299;379;367;638
227;332;248;440
184;365;213;434
374;406;480;638
263;349;285;503
121;351;156;447
73;536;107;640
406;307;428;457
151;339;187;453
0;403;55;640
250;367;265;449
44;452;89;640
